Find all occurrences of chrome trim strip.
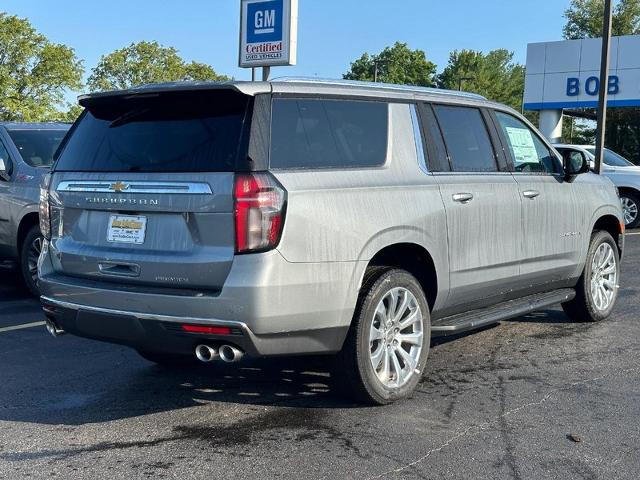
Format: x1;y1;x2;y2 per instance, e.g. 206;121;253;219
57;181;213;194
40;296;249;330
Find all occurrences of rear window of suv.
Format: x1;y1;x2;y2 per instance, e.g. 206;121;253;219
270;98;388;169
55;90;251;172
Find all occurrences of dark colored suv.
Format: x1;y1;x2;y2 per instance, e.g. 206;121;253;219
0;122;70;294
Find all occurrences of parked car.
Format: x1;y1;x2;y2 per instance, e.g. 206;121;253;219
39;79;624;404
0;122;70;295
554;144;640;229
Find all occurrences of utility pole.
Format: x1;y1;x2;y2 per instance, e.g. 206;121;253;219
594;0;613;175
457;76;474;91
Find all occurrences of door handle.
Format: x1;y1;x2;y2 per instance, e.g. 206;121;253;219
523;190;540;199
452;192;474;203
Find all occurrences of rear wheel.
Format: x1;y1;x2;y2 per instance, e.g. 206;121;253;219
334;268;431;405
20;225;43;297
620;191;640;229
562;230;620;322
136;350;198;367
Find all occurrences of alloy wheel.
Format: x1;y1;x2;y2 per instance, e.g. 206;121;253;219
589;242;617;311
27;236;43;288
620;196;638;226
368;287;424;388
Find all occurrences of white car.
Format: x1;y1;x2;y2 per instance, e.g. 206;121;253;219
554;144;640;228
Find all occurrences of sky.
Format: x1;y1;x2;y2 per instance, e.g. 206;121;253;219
3;0;573;97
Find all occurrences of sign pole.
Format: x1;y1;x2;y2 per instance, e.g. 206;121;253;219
251;68;256;81
262;66;270;81
594;0;613;175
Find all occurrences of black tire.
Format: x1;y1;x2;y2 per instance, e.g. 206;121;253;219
20;225;43;297
333;267;431;405
620;191;640;229
562;230;620;322
136;350;198;367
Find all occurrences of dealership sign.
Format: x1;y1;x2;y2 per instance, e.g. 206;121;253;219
239;0;298;68
524;35;640;110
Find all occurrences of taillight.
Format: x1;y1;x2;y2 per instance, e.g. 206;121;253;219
234;172;286;253
39;173;51;240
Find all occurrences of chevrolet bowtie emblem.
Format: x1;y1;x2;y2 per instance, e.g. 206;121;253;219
110;181;129;193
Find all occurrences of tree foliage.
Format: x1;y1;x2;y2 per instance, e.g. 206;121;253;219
343;42;437;87
437;49;525;110
87;41;229;92
0;13;83;121
563;0;640;39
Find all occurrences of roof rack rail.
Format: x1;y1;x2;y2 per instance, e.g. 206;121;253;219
271;76;487;100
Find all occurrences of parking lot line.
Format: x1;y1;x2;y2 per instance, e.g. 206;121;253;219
626;232;640;236
0;321;45;333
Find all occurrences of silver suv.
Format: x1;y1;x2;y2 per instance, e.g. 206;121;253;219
39;79;624;404
0;122;70;295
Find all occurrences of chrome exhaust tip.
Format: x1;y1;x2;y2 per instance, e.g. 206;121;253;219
45;319;65;337
195;344;218;363
219;344;244;363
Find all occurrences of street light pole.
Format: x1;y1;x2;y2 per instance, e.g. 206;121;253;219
457;76;475;91
594;0;613;175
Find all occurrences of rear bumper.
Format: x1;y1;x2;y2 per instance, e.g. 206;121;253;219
38;244;365;357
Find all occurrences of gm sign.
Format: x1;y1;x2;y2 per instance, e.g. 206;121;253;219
239;0;298;68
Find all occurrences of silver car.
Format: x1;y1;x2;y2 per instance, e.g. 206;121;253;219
0;122;70;295
555;144;640;228
39;79;624;404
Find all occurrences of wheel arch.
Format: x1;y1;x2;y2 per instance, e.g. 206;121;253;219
17;212;40;258
365;242;439;311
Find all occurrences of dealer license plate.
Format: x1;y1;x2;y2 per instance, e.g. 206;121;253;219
107;215;147;244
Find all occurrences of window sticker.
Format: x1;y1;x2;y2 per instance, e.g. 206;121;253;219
505;127;538;164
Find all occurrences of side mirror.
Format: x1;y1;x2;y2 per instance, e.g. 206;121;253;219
563;152;589;181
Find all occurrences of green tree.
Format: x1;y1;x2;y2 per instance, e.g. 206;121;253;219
563;0;640;163
0;13;83;121
437;49;525;110
343;42;437;87
87;41;229;92
563;0;640;39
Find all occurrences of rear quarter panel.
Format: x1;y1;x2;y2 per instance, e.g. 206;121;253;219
271;103;450;311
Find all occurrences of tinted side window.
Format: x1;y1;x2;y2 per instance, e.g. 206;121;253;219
495;112;559;174
270;98;388;169
433;105;497;172
0;141;9;168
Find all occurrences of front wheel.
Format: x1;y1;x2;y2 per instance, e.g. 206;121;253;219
620;192;640;229
562;230;620;322
334;268;431;405
20;225;43;297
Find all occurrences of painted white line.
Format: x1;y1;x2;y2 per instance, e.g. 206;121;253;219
0;321;45;333
625;232;640;236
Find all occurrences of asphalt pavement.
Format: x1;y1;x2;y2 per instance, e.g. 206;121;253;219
1;234;639;479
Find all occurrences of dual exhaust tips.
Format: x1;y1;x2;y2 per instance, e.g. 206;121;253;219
195;344;244;363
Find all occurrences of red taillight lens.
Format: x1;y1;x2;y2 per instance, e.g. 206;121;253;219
234;173;286;253
181;324;232;335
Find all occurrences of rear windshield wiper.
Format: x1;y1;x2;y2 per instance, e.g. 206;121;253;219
109;108;150;128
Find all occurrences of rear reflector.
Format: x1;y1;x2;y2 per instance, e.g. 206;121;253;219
181;324;233;335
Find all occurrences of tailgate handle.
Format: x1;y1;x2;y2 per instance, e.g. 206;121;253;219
98;262;140;277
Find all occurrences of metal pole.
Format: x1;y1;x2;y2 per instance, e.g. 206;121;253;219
262;66;270;81
251;68;256;82
374;61;378;83
594;0;613;175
